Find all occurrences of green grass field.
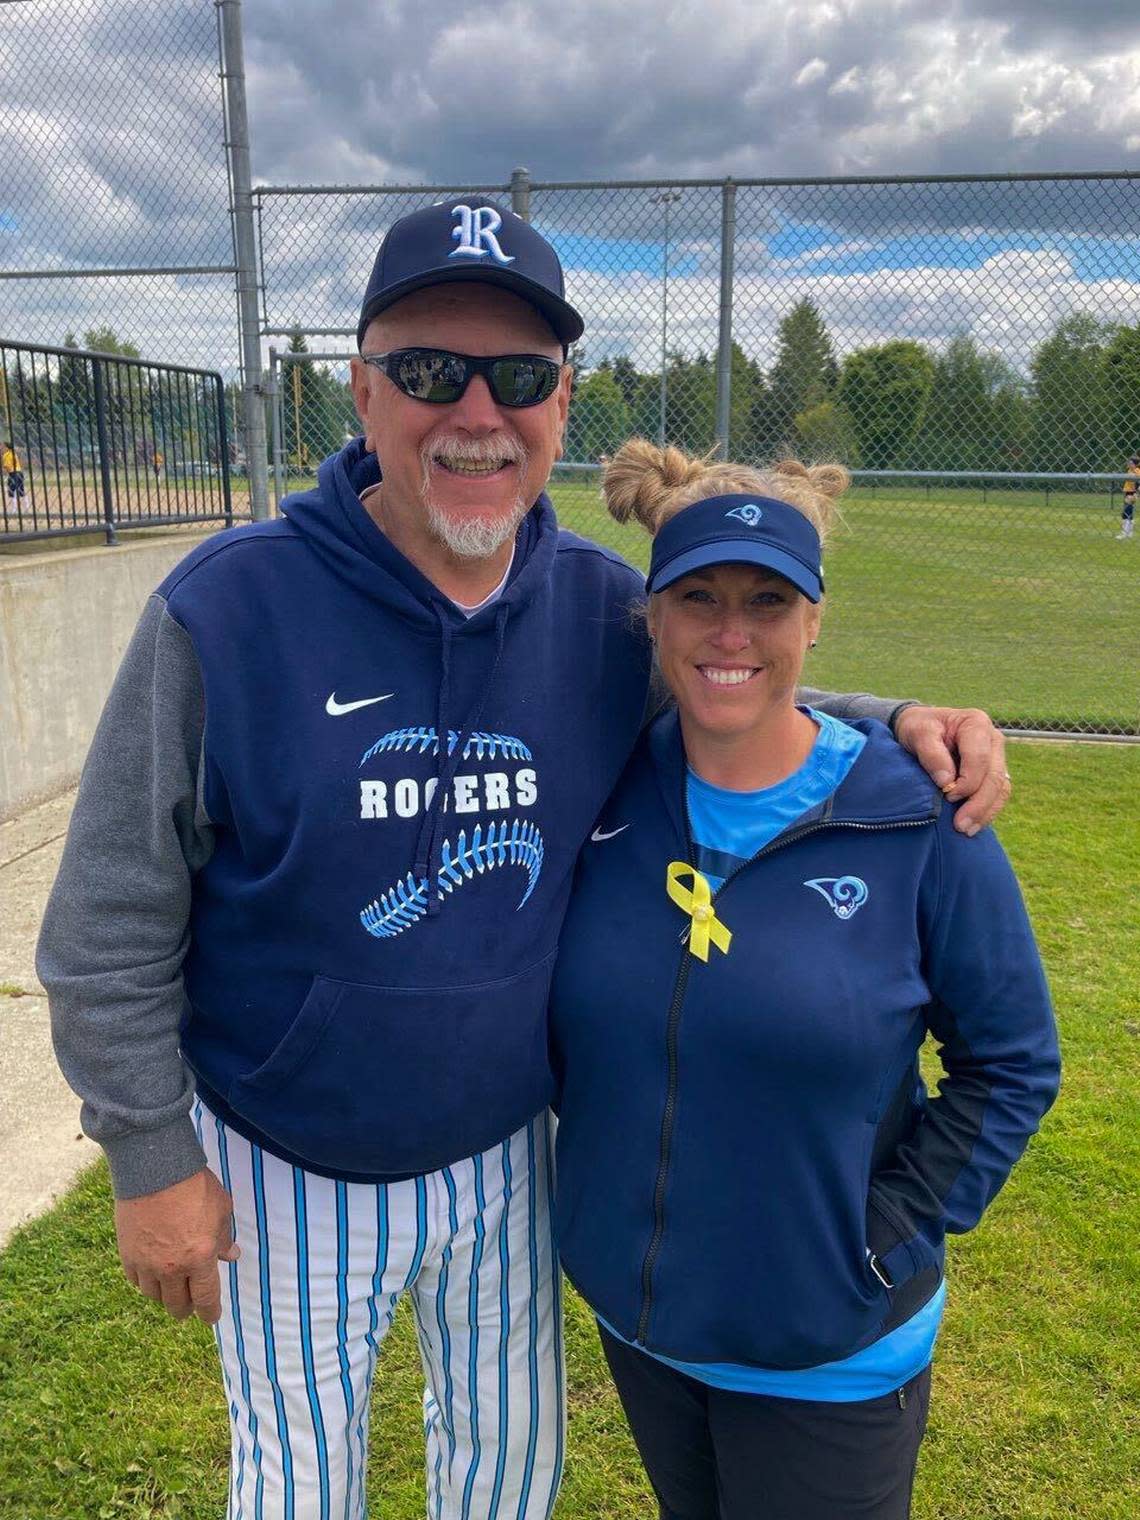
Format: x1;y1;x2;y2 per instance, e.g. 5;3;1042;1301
1;742;1137;1519
547;477;1139;736
8;472;1134;734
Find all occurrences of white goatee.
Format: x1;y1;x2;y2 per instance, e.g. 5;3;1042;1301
420;434;530;560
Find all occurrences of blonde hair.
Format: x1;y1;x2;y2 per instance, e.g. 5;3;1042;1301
602;439;847;550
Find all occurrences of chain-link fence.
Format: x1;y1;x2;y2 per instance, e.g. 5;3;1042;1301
0;1;1135;732
0;0;258;511
258;172;1140;737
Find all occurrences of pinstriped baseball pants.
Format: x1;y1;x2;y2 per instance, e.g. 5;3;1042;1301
192;1100;565;1520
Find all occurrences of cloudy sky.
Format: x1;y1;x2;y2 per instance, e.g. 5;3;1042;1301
242;0;1140;184
2;0;1140;376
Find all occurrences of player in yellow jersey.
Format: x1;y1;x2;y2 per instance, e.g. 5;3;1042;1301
1117;455;1139;540
3;440;25;506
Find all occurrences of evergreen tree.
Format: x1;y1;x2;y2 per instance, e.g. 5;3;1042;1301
609;355;644;411
1102;323;1140;465
728;341;765;460
1030;312;1111;473
763;301;838;455
838;340;936;469
915;336;1029;471
566;368;631;463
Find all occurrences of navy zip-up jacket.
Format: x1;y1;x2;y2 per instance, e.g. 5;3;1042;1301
551;711;1060;1372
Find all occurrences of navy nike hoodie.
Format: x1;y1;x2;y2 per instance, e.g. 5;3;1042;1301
165;439;650;1178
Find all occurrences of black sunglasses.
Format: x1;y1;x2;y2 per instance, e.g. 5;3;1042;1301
362;348;562;408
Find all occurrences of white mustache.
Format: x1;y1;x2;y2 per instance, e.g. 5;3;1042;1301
425;435;527;468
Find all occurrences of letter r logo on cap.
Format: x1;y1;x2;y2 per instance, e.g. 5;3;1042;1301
450;205;515;265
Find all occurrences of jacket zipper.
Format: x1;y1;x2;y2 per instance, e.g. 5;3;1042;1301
635;779;698;1345
635;802;937;1346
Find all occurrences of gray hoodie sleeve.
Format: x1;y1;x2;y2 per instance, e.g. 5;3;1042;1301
797;687;917;729
36;594;215;1200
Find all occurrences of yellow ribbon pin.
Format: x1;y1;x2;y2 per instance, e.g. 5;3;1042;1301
666;862;732;962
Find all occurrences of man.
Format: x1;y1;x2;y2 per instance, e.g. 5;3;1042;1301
39;200;1011;1520
1116;454;1139;539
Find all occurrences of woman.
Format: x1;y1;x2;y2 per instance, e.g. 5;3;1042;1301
550;441;1060;1520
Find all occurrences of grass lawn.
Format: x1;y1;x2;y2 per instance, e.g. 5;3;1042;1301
1;742;1138;1517
548;476;1140;736
10;472;1134;735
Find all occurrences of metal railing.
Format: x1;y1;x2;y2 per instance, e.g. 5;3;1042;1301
1;339;233;544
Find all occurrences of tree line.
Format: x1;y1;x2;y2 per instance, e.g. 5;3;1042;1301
7;312;1138;481
1;328;230;473
566;303;1140;475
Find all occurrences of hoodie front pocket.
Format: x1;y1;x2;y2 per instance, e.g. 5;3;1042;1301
228;953;557;1176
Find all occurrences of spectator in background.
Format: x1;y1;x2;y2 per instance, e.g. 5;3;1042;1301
1116;455;1139;540
3;439;25;505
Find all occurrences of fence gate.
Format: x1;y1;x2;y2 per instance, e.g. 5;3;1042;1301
1;338;232;544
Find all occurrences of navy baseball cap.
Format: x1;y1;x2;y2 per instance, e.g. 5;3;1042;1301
356;198;584;349
646;493;824;602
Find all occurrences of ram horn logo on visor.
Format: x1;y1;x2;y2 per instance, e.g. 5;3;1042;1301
725;503;764;527
804;876;869;920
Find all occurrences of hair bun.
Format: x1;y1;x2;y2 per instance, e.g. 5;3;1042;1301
773;458;810;482
602;438;710;533
806;462;850;500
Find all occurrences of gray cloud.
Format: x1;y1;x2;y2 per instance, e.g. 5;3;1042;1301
953;0;1138;48
238;0;1140;184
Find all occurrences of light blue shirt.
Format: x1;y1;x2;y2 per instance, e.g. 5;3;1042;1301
605;709;946;1400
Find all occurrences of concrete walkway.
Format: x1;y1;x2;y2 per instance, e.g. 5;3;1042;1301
0;789;99;1248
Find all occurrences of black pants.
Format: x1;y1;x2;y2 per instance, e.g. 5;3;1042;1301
600;1324;931;1520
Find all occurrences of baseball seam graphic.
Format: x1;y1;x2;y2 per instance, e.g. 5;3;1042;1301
360;819;545;939
359;727;533;767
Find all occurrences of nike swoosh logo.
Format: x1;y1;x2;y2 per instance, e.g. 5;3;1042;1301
591;824;630;843
326;692;394;717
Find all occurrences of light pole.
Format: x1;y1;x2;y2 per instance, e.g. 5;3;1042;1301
651;191;682;447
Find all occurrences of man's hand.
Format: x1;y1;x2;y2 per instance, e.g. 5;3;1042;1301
894;706;1011;835
115;1167;239;1325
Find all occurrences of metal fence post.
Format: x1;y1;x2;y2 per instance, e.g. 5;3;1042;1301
215;373;234;528
510;166;532;222
267;345;284;508
714;180;736;459
218;0;269;521
91;357;117;546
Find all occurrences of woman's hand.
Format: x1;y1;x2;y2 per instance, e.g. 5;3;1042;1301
893;706;1011;835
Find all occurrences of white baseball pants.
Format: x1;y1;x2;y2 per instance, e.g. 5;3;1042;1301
192;1099;564;1520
